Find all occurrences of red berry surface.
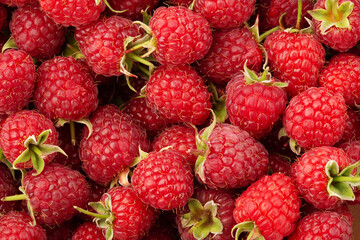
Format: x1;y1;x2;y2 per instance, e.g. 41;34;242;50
146;64;211;125
0;49;36;116
283;87;347;149
268;154;292;176
0;164;17;214
132;149;194;210
71;222;104;240
9;5;66;60
0;0;36;7
149;6;212;65
79;104;150;184
337;109;360;145
34;56;98;121
233;173;301;240
105;0;159;20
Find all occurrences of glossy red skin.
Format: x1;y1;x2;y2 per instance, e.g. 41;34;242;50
23;163;90;226
340;140;360;163
197;27;262;85
289;211;353;240
10;6;66;60
38;0;105;27
146;64;211;126
283;87;347;149
75;16;141;76
177;188;236;240
291;146;351;210
0;110;58;169
71;222;104;240
149;6;212;65
233;173;301;240
199;123;269;189
0;0;36;7
313;0;360;52
264;31;325;97
0;211;47;240
319;53;360;107
0;164;17;214
100;187;156;240
152;124;197;166
0;49;36;115
105;0;159;20
79;105;150;184
226;73;287;139
34;56;98;121
132;149;194;210
194;0;255;29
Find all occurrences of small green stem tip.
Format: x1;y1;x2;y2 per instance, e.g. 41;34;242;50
74;206;110;220
2;194;27;202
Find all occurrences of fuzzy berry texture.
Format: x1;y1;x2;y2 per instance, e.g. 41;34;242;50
291;146;351;210
146;64;211;126
194;0;255;29
71;222;104;240
319;53;360;107
0;0;36;7
34;56;98;121
199;123;269;189
177;188;236;240
149;6;212;65
0;49;36;116
101;187;156;240
0;211;47;240
312;0;360;52
0;164;17;214
289;211;353;240
79;104;150;184
0;110;58;169
264;31;325;97
283;87;347;149
132;149;194;210
233;173;301;240
9;5;66;60
38;0;105;27
75;16;141;77
105;0;159;20
152;124;197;166
225;73;287;139
197;27;262;85
340;140;360;163
23;163;90;226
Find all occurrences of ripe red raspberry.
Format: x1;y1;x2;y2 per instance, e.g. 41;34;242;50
310;0;360;52
337;109;360;145
288;210;353;240
233;173;301;240
45;218;80;240
71;222;104;240
264;31;326;96
105;0;159;20
9;5;66;60
152;124;197;166
268;154;292;176
132;149;194;210
319;53;360;107
197;27;262;85
340;140;360;163
0;164;17;214
176;188;236;240
0;211;46;240
283;87;347;149
169;0;192;6
0;49;36;116
75;16;141;77
149;6;212;65
79;105;150;184
22;163;90;226
193;0;255;29
0;0;36;7
38;0;105;27
34;56;98;121
146;64;211;126
225;72;287;139
196;123;269;189
0;110;59;169
291;146;352;210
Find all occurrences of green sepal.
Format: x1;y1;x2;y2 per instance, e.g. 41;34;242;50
2;36;17;53
106;227;114;240
89;202;107;215
103;0;127;13
56;118;93;140
289;138;302;155
327;179;355;200
194;155;206;183
95;0;101;5
278;127;288;140
308;0;354;34
248;15;260;43
141;9;152;25
231;221;264;240
196;110;216;149
62;31;84;59
29;147;44;176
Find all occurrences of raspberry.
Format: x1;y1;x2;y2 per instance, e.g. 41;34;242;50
0;164;17;214
71;222;104;240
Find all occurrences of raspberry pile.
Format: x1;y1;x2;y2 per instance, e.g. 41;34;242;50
0;0;359;239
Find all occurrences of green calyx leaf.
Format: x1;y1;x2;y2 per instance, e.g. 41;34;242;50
231;221;265;240
2;36;17;53
12;129;67;175
182;199;223;240
56;118;93;145
325;160;360;201
308;0;354;34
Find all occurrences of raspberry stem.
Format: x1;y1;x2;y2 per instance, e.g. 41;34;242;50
1;193;27;201
126;52;154;67
332;176;360;182
296;0;303;30
73;206;110;219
